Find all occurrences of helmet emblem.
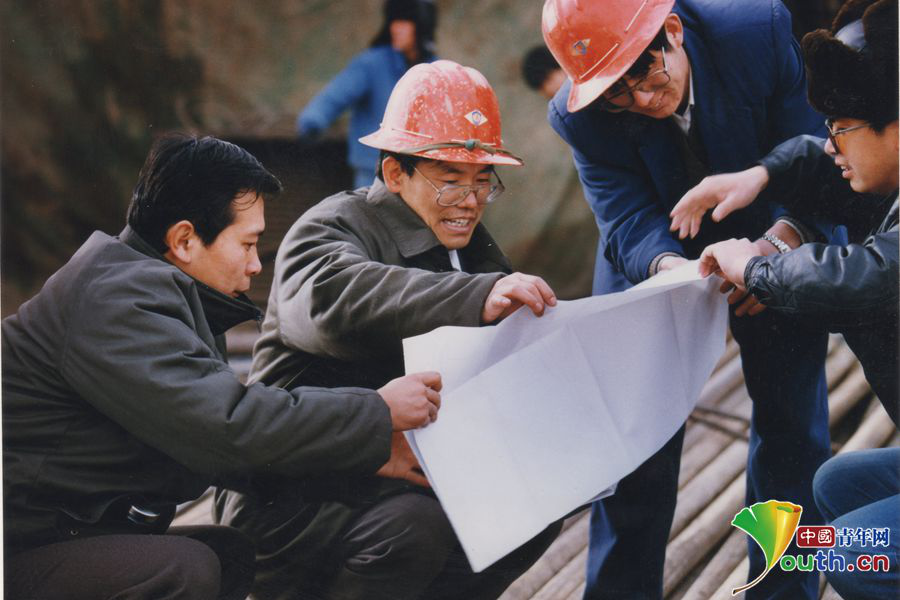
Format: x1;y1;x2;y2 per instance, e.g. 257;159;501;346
571;39;591;56
464;109;488;126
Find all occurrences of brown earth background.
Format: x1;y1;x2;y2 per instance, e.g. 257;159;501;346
1;0;840;315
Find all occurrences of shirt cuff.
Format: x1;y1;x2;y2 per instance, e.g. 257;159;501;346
648;252;684;277
775;216;817;245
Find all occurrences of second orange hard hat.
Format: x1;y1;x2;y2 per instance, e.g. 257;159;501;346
542;0;675;112
359;60;523;166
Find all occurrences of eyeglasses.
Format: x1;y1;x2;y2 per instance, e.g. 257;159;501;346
598;47;671;113
413;166;505;206
825;119;870;154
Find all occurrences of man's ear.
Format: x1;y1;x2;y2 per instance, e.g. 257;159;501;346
664;13;684;48
163;220;198;265
382;156;406;194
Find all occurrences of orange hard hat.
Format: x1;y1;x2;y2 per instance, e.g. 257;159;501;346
359;60;522;166
542;0;675;112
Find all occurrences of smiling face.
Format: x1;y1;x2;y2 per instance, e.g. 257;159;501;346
383;157;492;250
614;14;691;120
166;191;265;297
825;118;900;195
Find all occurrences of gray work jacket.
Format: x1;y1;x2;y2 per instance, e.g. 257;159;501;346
250;179;513;391
2;226;391;554
214;181;513;574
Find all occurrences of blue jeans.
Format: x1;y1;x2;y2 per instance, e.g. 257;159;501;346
813;448;900;600
584;307;830;599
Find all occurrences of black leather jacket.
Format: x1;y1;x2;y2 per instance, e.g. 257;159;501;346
748;135;898;425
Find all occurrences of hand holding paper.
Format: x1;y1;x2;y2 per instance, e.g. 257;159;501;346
481;273;557;323
403;261;729;571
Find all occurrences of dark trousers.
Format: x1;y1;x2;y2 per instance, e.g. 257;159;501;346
584;307;830;600
234;490;561;600
5;525;255;600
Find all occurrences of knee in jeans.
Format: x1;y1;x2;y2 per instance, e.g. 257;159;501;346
813;456;852;519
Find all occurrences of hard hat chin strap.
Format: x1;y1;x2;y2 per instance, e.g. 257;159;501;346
405;139;524;162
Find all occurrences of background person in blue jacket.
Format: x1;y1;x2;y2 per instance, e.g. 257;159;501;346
296;0;437;189
542;0;842;597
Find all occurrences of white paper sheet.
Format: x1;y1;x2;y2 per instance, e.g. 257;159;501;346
403;261;728;571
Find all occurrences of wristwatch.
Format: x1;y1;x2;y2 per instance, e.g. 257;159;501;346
762;233;791;255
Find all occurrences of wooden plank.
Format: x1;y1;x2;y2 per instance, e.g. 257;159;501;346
839;401;896;454
678;529;747;600
670;440;748;540
710;556;750;599
820;582;843;600
679;388;750;488
499;512;590;600
530;546;589;600
663;475;746;596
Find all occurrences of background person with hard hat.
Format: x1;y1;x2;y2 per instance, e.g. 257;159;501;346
543;0;844;598
295;0;437;189
216;60;562;600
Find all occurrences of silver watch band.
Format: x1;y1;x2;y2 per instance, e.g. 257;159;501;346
762;233;791;254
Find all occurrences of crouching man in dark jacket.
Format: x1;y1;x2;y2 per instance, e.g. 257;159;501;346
3;133;443;600
217;61;562;600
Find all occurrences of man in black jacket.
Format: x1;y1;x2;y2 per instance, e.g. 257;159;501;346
3;133;442;600
670;1;898;596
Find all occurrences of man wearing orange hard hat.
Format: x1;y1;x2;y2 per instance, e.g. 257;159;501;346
215;59;561;600
543;0;845;598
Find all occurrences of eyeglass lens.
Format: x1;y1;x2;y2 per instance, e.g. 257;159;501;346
437;183;500;206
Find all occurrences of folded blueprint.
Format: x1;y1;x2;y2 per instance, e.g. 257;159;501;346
403;261;728;571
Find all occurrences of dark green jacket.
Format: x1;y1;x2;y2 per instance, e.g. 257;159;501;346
2;226;391;555
249;179;512;390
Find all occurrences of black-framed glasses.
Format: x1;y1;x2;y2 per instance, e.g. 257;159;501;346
825;119;869;154
598;46;671;113
413;166;505;206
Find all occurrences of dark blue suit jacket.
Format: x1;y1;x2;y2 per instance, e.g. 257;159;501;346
549;0;828;294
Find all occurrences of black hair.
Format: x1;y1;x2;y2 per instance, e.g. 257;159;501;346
376;150;424;181
624;25;670;79
370;0;437;63
522;45;561;90
127;133;282;253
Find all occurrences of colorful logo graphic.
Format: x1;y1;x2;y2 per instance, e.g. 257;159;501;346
571;39;591;56
730;500;803;595
730;502;891;592
796;525;835;548
464;109;488;126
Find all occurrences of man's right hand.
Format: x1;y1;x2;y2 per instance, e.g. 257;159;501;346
378;371;442;431
482;272;557;324
376;432;430;487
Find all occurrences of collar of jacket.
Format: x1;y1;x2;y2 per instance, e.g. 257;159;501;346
878;191;899;233
119;226;262;336
365;178;511;272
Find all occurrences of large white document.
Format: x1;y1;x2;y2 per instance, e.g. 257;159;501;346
403;261;729;572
